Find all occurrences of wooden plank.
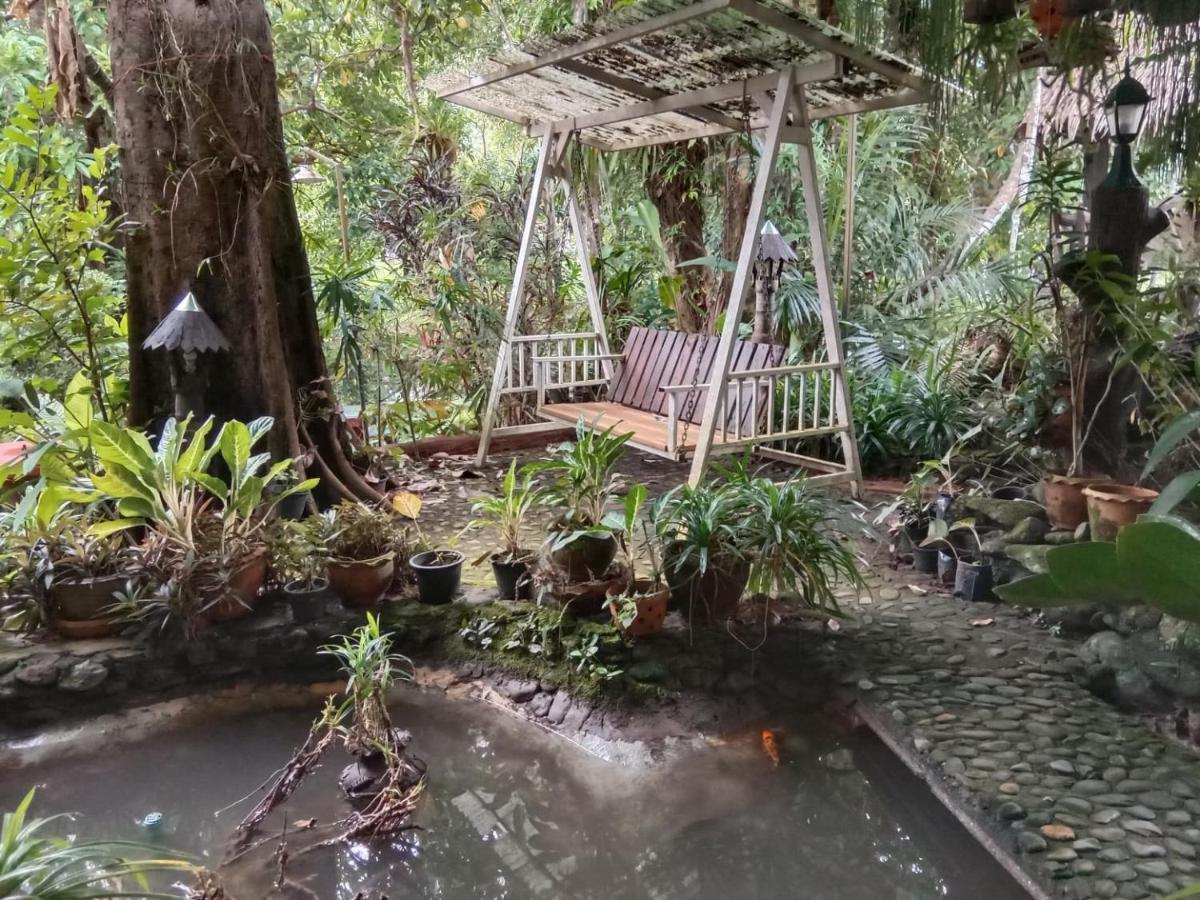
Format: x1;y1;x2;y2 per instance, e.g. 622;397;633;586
629;329;671;411
436;0;733;99
540;400;739;453
679;336;718;425
639;330;686;413
609;326;646;404
652;333;696;417
622;328;661;409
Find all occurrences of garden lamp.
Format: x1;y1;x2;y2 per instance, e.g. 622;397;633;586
142;290;231;419
292;148;350;263
752;221;797;343
1105;62;1151;146
291;164;324;185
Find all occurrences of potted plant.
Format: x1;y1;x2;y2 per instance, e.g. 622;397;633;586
873;472;935;555
653;479;750;627
323;503;400;609
22;516;134;639
604;484;669;638
471;460;539;600
739;477;864;619
925;518;993;601
531;420;631;582
389;490;463;606
268;517;330;623
267;465;313;520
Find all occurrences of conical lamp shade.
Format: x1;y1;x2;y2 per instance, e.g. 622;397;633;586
142;292;231;353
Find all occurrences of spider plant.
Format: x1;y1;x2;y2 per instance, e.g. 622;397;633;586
530;418;630;551
652;479;747;585
471;459;540;563
738;478;863;615
0;788;194;898
320;613;413;751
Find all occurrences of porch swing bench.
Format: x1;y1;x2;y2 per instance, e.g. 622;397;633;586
429;0;931;492
531;326;850;473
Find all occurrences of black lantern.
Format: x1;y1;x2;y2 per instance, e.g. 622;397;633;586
142;291;231;419
1105;62;1151;146
752;221;797;343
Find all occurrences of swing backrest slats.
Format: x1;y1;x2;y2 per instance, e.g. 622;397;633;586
608;327;784;428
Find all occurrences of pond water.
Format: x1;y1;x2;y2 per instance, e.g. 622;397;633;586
4;688;1026;899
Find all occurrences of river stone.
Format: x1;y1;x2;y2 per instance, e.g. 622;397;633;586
58;658;108;692
1045;530;1076;546
1081;632;1129;670
1049;759;1076;775
1015;831;1046;853
1093;809;1122;824
14;655;59;687
1134;860;1170;877
1074;521;1090;541
1073;838;1102;852
959;495;1047;529
1129;839;1166;858
527;691;553;718
999;801;1026;821
1104;863;1137;882
820;748;856;772
1121;819;1162;837
1007;516;1050;544
1042;824;1076;841
1046;847;1077;862
1091;827;1126;842
545;690;571;725
1005;544;1053;575
1168;837;1197;858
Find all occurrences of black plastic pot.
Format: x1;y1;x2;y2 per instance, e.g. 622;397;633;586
937;550;957;584
490;553;532;601
410;550;464;605
954;558;994;602
934;492;954;521
548;532;617;582
964;0;1017;23
276;490;311;520
284;578;330;623
912;546;939;574
991;485;1028;501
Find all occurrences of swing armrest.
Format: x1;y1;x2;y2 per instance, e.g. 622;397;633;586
659;382;711;393
531;353;624;364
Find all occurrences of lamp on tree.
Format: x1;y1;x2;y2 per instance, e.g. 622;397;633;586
1089;62;1168;278
142;291;231;419
752;221;797;344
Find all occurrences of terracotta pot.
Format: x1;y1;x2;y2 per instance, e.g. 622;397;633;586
1042;473;1109;531
607;579;669;637
1083;483;1159;542
667;553;750;627
1030;0;1065;36
51;574;126;622
548;532;617;582
209;550;268;622
53;617;119;640
327;554;395;609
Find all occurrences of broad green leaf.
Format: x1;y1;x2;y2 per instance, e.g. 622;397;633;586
1116;521;1200;623
191;472;228;502
174;416;214;479
994;573;1088;607
219;420;251;474
1142;409;1200;481
1044;540;1138;604
92;465;156;505
91;420;154;475
63;370;93;432
1149;472;1200;518
89;517;144;536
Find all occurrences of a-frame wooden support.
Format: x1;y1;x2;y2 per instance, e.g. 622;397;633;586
475;131;613;465
685;72;862;496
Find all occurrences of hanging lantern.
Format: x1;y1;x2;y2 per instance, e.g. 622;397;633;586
963;0;1017;24
1104;62;1152;146
142;291;231;419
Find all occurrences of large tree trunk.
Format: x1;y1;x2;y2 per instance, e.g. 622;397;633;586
648;142;710;333
108;0;379;503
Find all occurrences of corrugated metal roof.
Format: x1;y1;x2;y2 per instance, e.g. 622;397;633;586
429;0;927;151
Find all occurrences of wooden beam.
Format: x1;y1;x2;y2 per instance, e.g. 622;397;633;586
729;0;925;94
792;83;864;498
476;131;556;465
841;113;857;316
561;167;615;382
687;66;794;487
532;58;841;138
436;0;732;100
808;88;925;122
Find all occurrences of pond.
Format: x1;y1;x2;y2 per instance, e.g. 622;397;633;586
4;689;1027;899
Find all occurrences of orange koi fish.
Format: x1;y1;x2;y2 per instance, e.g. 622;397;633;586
761;729;780;767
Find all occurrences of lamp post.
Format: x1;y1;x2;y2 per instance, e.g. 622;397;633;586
752;221;797;344
142;290;231;419
1088;62;1167;278
292;149;350;264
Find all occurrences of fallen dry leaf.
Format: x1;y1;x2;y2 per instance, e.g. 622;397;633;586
391;491;422;519
294;818;317;830
969;618;994;627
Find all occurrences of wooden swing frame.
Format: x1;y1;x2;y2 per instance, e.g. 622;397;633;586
432;0;930;493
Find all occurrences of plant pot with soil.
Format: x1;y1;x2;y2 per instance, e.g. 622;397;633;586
912;545;940;574
410;549;464;605
1083;482;1159;542
954;555;994;602
529;420;631;584
470;460;539;601
269;517;332;622
322;503;404;610
22;516;137;639
964;0;1017;23
603;485;669;638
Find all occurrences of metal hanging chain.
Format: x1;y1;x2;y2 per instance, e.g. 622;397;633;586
677;81;754;455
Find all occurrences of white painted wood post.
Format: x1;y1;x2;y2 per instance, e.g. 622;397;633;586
687;67;795;486
476;131;557;465
561;165;614;382
792;84;864;498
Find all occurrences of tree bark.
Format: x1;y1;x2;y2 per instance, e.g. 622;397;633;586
648;142;710;333
107;0;379;503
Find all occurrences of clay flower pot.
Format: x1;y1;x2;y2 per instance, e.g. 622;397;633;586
607;579;670;638
328;553;395;610
667;552;750;627
51;574;126;622
1042;473;1109;531
209;550;268;622
1083;483;1159;543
